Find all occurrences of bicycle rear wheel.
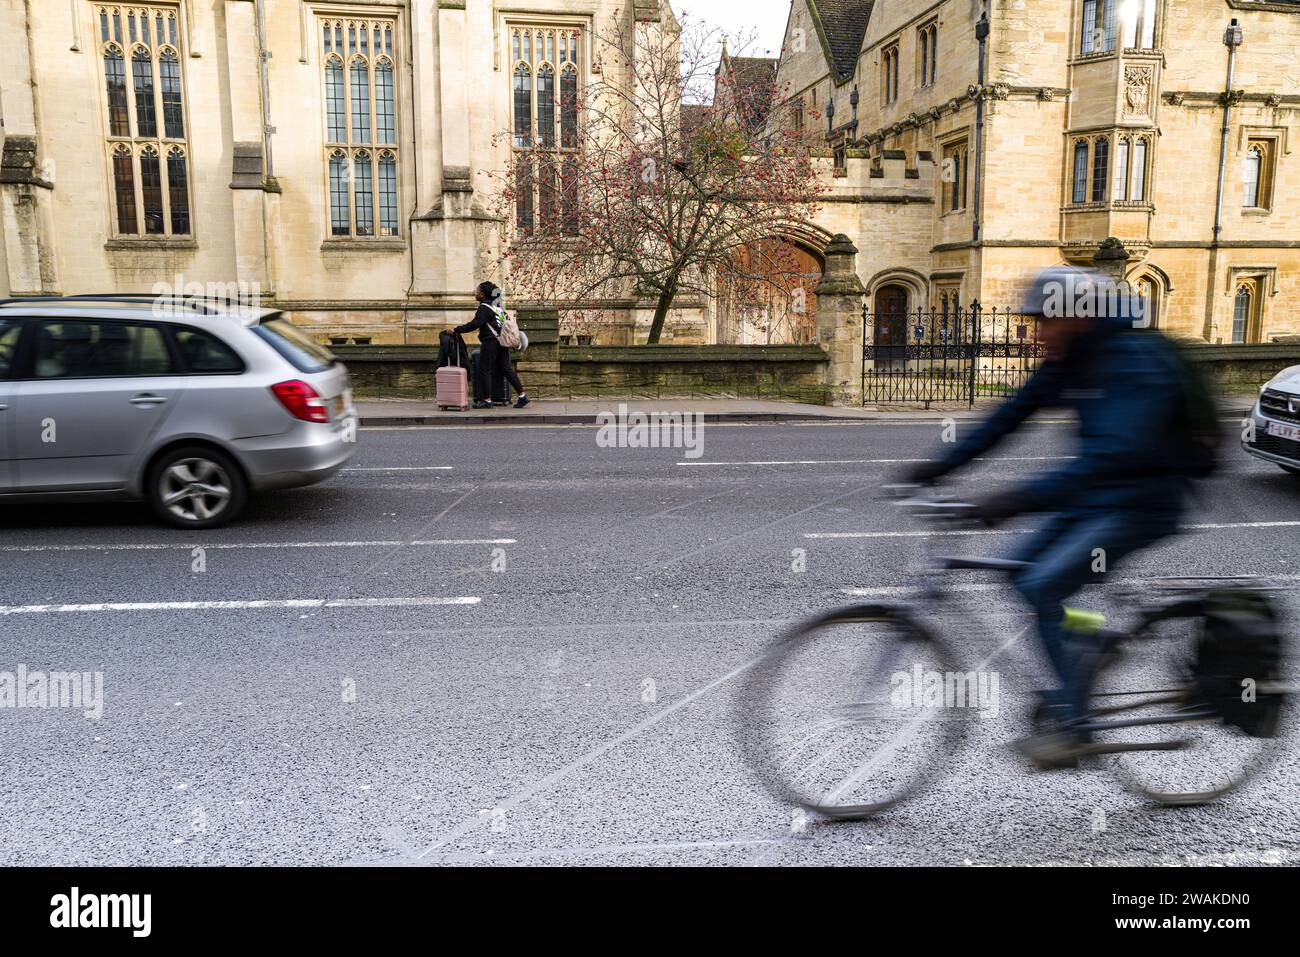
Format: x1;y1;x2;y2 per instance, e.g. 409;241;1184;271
1089;624;1287;806
738;604;967;819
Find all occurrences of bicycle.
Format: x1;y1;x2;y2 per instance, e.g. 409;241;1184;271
738;486;1291;818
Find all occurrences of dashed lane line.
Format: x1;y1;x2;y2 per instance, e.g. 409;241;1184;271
679;456;1076;467
0;596;481;615
0;539;515;553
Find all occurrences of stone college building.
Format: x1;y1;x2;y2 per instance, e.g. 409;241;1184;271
2;0;1299;347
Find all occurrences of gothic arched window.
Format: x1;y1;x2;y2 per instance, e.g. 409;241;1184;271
1091;136;1110;203
1114;136;1130;200
561;65;579;149
512;25;581;236
537;65;556;149
320;17;401;238
1134;275;1158;328
513;63;533;149
1132;137;1149;201
97;5;191;236
1232;285;1253;344
1072;140;1089;204
1081;0;1118;54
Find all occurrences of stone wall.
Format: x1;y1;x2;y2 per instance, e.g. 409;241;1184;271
333;340;1300;404
559;345;832;403
1183;343;1300;392
338;343;833;404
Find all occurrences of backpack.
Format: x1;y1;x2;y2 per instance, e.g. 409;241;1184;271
1141;330;1221;479
490;306;523;350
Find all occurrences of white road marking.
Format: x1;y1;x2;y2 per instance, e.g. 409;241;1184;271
808;529;1027;540
0;539;515;553
840;582;1004;598
343;466;455;472
325;597;479;608
679;456;1076;467
974;626;1033;672
1184;520;1300;531
0;597;481;616
810;519;1300;541
407;540;515;546
362;420;1081;433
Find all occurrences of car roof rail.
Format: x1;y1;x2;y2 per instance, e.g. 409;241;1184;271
0;293;268;318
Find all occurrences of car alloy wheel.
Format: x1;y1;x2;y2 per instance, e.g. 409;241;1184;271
158;456;234;523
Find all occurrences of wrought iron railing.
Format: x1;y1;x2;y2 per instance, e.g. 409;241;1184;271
861;302;1045;406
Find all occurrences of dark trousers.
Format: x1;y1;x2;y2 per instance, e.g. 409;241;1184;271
480;337;523;403
1009;507;1180;722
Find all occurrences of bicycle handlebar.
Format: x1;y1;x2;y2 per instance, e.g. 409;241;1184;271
882;482;984;528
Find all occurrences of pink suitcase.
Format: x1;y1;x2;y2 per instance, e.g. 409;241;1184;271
436;365;470;411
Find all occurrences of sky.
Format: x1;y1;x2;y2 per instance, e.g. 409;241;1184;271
670;0;791;59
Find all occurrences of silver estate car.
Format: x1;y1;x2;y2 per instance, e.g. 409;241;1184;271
1244;363;1300;475
0;296;357;528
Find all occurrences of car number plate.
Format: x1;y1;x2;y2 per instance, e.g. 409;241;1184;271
1266;420;1300;442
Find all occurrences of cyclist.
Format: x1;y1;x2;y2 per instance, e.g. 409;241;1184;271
905;266;1215;768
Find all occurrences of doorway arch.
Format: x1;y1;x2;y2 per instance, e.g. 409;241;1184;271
716;237;826;344
873;283;910;352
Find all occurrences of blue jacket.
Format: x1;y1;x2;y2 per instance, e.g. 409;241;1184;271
935;317;1195;514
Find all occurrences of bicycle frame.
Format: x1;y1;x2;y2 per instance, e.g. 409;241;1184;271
883;485;1238;743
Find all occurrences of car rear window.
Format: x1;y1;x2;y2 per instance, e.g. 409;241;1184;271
252;317;337;374
174;327;245;374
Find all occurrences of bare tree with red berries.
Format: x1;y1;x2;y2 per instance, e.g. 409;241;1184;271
490;12;825;344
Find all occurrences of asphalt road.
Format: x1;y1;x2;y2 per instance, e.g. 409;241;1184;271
2;417;1298;866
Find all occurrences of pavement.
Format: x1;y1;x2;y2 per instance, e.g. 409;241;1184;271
358;393;1263;426
2;416;1297;867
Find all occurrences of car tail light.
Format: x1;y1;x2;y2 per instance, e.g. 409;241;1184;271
271;380;330;423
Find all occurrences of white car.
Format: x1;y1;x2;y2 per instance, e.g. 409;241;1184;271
1244;365;1300;475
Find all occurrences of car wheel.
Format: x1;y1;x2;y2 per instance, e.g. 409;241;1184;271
146;446;248;529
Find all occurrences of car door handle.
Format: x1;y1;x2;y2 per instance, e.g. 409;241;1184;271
130;393;168;407
0;404;7;411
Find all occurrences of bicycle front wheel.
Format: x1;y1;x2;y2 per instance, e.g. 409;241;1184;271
738;604;967;820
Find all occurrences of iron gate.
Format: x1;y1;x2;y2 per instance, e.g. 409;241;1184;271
861;302;1045;406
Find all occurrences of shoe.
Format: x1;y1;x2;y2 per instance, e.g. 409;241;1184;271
471;401;491;409
1012;729;1086;770
514;395;531;409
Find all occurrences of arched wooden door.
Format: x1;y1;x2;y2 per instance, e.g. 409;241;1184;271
874;284;910;368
